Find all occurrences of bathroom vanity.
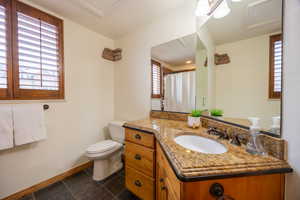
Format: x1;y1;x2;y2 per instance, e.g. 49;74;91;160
124;118;292;200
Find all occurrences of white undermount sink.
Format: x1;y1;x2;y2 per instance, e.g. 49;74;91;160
174;135;227;154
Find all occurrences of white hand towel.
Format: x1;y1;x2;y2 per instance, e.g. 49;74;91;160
0;104;13;150
13;104;47;146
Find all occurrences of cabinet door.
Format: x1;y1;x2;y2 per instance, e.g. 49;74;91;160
157;160;179;200
183;173;285;200
156;142;181;200
165;177;179;200
156;161;167;200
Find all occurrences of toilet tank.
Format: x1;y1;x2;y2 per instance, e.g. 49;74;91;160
108;121;126;144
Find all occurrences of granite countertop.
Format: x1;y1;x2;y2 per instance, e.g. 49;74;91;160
124;118;292;181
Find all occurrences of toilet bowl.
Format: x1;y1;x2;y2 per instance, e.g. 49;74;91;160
86;120;126;181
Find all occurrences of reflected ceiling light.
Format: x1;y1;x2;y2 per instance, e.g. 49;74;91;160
231;0;242;1
195;0;210;17
213;0;231;19
186;60;192;64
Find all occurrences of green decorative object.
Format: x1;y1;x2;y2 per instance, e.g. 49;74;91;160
210;109;224;117
191;109;203;117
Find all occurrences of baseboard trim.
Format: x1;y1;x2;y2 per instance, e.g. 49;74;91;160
2;161;93;200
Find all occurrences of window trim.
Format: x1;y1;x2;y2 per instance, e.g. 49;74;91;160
269;34;282;99
0;0;13;99
11;1;64;100
0;0;64;100
151;59;162;99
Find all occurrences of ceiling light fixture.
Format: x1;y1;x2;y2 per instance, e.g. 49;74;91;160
213;0;231;19
195;0;242;19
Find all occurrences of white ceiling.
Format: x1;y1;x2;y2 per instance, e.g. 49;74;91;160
151;33;197;66
26;0;186;39
206;0;282;45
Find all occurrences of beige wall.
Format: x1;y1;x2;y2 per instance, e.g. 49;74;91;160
114;0;197;120
196;46;208;110
215;34;280;129
197;24;216;110
283;0;300;199
0;2;115;198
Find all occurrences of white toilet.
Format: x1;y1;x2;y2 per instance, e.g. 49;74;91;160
86;120;125;181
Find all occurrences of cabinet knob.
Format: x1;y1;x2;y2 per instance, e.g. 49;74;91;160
134;180;142;187
134;154;141;160
210;183;235;200
161;186;167;190
159;178;164;182
210;183;224;197
134;134;141;140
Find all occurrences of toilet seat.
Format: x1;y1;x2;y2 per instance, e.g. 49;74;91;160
109;120;126;127
87;140;119;154
86;140;123;159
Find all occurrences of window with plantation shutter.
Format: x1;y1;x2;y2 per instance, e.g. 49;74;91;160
269;34;282;99
0;5;7;89
151;60;162;98
17;13;59;90
12;1;64;99
0;0;12;99
0;0;64;100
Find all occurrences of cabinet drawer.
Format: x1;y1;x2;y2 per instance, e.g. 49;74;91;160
125;128;154;148
126;166;155;200
125;141;155;177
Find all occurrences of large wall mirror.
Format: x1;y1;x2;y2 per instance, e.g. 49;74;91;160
151;0;283;136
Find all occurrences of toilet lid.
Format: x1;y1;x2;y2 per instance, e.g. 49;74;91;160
87;140;118;154
109;120;126;127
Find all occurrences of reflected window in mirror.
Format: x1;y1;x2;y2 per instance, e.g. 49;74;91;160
151;33;198;113
269;34;282;99
151;60;162;98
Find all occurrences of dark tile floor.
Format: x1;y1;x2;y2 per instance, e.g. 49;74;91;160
18;167;140;200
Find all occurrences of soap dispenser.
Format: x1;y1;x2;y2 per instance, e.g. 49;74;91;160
246;117;266;155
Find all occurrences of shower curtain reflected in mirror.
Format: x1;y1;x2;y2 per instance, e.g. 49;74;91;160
164;71;196;113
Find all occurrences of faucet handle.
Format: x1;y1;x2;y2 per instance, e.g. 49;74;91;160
237;134;249;145
218;129;229;140
207;127;215;135
230;134;241;146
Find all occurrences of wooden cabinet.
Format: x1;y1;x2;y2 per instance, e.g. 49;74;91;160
182;174;285;200
125;128;154;148
125;128;156;200
125;166;155;200
156;142;180;200
156;141;285;200
125;141;155;177
156;156;179;200
125;127;285;200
